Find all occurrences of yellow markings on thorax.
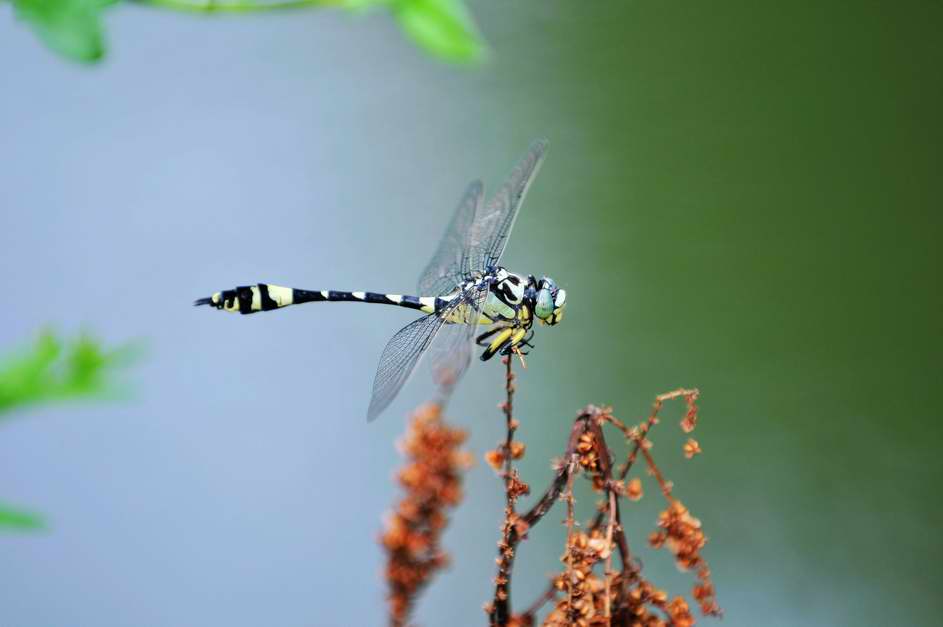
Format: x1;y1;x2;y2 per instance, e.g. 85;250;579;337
441;302;493;325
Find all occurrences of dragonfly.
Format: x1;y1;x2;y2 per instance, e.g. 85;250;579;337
195;139;566;420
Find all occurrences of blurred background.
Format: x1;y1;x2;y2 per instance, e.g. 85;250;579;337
1;1;941;625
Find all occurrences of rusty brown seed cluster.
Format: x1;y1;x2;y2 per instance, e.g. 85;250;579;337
380;363;720;627
486;440;526;472
543;529;611;626
381;403;472;627
496;388;721;627
682;439;701;459
649;501;720;617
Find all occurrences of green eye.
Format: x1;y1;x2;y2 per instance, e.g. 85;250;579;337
535;287;554;319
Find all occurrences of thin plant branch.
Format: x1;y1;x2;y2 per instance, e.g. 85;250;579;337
489;355;527;626
603;489;616;619
505;390;719;626
563;464;577;624
488;409;597;625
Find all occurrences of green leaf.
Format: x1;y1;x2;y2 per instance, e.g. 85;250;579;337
392;0;486;64
13;0;111;63
0;331;135;531
0;505;45;530
0;331;136;417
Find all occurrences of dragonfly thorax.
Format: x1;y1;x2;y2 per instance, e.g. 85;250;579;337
477;267;566;327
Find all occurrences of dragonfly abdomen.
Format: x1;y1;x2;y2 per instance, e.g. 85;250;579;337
194;283;448;315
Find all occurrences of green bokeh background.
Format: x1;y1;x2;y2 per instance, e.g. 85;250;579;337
494;2;942;624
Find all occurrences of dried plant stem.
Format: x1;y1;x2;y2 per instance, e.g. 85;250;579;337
491;390;717;625
503;356;517;504
598;388;699;513
563;465;577;623
489;410;593;626
490;356;518;626
603;489;616;619
586;417;633;571
641;446;674;500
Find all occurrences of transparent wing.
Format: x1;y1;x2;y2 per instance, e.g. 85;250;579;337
366;313;445;422
428;286;489;401
471;139;549;270
366;287;488;421
417;180;485;297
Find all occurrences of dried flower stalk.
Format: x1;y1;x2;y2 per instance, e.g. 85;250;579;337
380;366;721;626
487;355;532;626
381;403;472;627
501;386;721;626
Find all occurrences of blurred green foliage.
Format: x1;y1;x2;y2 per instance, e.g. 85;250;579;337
390;0;483;63
11;0;117;62
6;0;484;65
0;505;44;530
0;332;135;530
0;332;133;415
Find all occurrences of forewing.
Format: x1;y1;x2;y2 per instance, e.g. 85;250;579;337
417;180;485;297
428;286;489;401
366;313;445;421
470;139;549;270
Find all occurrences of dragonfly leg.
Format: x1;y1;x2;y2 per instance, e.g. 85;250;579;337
476;325;508;347
479;327;515;361
478;319;533;361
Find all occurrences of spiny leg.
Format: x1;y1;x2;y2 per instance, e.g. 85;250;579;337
477;324;530;361
477;324;514;361
510;329;536;356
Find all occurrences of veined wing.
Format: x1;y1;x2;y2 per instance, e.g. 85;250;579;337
416;141;548;293
428;285;489;399
472;139;549;270
417;180;485;297
366;312;444;422
365;288;486;421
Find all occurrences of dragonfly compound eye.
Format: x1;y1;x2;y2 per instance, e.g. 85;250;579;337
544;288;565;325
535;285;555;319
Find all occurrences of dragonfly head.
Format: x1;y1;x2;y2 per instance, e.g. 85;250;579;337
534;276;566;326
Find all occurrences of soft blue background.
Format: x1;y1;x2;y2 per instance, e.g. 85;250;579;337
2;2;941;626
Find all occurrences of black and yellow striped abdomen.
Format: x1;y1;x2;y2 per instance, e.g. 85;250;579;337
194;283;449;316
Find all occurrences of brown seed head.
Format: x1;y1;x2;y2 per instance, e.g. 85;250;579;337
381;403;469;627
